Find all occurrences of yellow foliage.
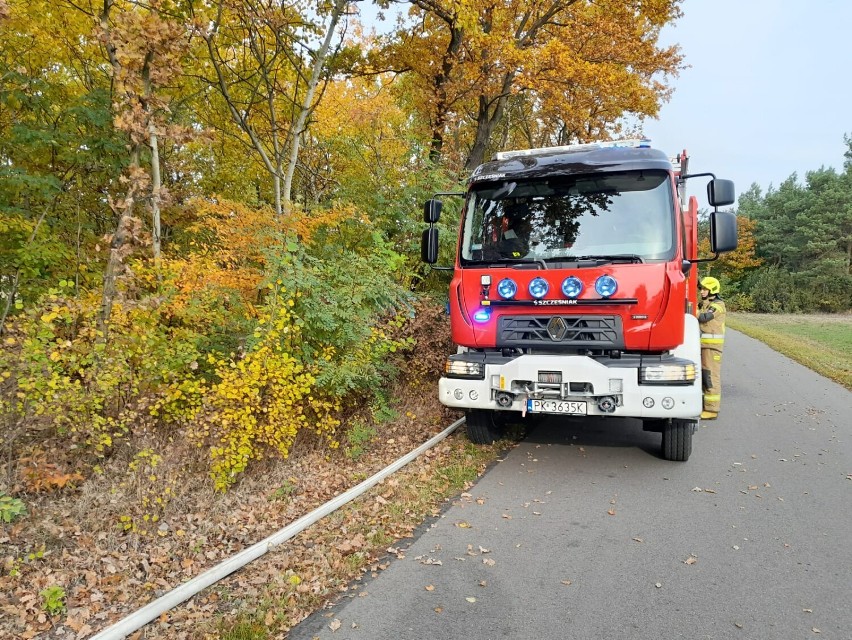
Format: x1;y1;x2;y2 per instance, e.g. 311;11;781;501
194;298;340;491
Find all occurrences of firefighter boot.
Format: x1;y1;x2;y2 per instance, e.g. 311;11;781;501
700;411;718;420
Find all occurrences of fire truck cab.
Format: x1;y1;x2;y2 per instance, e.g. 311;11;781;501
421;139;737;461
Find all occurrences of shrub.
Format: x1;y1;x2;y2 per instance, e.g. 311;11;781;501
0;494;26;523
39;585;66;616
196;291;340;491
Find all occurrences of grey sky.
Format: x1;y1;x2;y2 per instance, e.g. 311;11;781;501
643;0;851;205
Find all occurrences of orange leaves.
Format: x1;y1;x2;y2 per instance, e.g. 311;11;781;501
398;0;683;167
19;452;84;493
699;215;763;283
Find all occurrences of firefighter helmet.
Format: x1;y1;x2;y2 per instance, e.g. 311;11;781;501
700;276;721;295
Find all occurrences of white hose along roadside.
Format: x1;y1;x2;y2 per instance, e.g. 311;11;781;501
90;417;466;640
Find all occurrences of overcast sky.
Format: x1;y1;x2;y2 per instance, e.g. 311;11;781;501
643;0;852;205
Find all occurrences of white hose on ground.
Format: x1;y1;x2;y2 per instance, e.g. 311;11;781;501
90;417;466;640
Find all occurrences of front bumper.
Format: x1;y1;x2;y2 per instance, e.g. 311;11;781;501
439;352;702;419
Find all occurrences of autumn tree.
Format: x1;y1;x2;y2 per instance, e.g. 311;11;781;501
698;213;762;284
189;0;351;215
0;0;127;328
374;0;683;173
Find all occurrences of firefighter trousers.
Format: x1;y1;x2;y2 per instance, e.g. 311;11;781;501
701;346;723;413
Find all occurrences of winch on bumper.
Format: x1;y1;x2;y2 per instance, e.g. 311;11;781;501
439;351;702;419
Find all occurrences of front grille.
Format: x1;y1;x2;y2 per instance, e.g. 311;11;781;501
498;315;624;349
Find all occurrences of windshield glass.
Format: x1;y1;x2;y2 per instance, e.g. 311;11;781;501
460;170;675;263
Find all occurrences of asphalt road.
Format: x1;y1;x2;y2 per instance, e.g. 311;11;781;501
288;329;852;640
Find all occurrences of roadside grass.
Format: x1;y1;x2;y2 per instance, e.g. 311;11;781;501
727;313;852;390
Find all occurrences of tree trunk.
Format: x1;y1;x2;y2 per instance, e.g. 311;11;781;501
429;26;463;163
98;146;140;341
282;0;347;214
149;122;162;260
464;72;515;171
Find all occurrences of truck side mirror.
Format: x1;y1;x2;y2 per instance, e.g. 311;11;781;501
421;228;439;263
423;199;442;223
707;179;735;207
710;210;738;254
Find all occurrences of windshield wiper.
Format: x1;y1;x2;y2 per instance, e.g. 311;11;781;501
565;254;644;264
462;258;548;269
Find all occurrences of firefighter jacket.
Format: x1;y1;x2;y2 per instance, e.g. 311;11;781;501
698;296;726;352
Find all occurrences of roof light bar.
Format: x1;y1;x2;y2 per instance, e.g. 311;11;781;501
494;138;651;161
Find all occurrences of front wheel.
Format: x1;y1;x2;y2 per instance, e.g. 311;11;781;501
661;419;694;461
465;409;505;445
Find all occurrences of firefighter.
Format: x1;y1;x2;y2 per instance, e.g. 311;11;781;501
698;276;726;419
485;202;531;259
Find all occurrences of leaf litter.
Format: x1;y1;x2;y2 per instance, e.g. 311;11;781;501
0;343;497;639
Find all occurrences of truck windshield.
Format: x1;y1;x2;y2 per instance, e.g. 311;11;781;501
460;169;675;264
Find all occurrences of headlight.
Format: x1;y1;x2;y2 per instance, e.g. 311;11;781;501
561;276;583;298
639;362;696;385
444;359;485;379
529;277;550;299
595;275;618;298
497;278;518;299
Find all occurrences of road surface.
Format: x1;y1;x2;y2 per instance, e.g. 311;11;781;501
288;329;852;640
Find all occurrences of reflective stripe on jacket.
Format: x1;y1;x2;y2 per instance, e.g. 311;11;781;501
699;298;726;347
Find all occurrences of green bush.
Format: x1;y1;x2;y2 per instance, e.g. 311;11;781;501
39;585;66;616
266;235;414;398
0;494;27;523
741;267;800;313
741;265;852;313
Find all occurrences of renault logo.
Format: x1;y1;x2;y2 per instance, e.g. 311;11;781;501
547;316;569;341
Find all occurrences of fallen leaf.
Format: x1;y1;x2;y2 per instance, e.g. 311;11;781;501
456;521;471;528
502;514;512;519
561;580;572;586
607;509;616;516
684;555;698;565
812;628;821;634
425;585;435;591
466;597;476;603
434;607;443;613
479;580;487;587
482;558;496;567
735;622;743;629
329;618;341;632
803;609;813;613
632;537;644;543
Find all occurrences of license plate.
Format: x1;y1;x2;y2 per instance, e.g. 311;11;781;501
526;399;587;415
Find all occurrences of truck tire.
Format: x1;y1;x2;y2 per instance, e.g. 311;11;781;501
465;409;504;445
661;419;693;461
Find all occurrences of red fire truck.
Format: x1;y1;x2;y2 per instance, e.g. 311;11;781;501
421;139;737;461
